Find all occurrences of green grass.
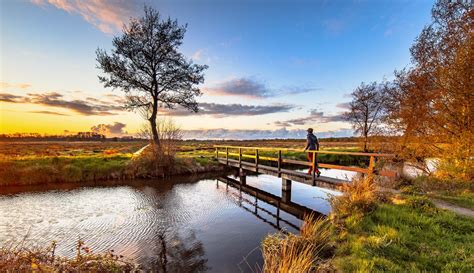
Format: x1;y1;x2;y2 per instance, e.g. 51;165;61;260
0;155;132;186
399;176;474;210
333;198;474;272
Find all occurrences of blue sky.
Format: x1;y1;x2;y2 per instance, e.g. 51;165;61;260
0;0;434;138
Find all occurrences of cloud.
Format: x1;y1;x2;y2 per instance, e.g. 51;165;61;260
274;109;346;127
30;0;138;33
0;82;31;90
163;102;294;117
182;128;354;140
204;77;318;98
336;102;351;110
1;92;123;116
192;49;203;61
323;18;346;34
28;110;70;116
91;122;127;136
0;93;24;103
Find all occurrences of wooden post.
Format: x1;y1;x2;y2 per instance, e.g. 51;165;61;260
255;149;259;172
277;150;282;177
239;168;246;185
276;200;280;228
281;181;291;203
368;155;375;176
282;178;292;191
312;151;316;186
255;192;258;213
226;147;229;165
239;148;242;168
215;147;219;159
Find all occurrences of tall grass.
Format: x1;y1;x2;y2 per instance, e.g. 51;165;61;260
261;214;334;273
329;174;378;227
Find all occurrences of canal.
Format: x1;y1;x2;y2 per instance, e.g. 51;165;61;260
0;170;350;272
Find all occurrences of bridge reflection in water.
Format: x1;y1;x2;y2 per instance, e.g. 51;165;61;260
216;176;323;232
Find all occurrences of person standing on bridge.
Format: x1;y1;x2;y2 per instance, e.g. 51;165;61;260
304;128;321;177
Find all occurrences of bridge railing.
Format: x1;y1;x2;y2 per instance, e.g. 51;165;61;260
214;145;396;181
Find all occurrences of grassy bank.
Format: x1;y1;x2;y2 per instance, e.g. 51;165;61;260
333;197;473;271
398;176;474;210
0;140;371;186
0;146;224;187
262;176;474;272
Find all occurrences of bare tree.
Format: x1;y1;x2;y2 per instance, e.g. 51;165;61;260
344;82;387;152
96;6;207;146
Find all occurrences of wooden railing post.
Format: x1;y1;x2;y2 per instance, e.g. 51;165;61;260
368;155;375;176
277;150;282;177
255;148;259;171
239;148;242;168
215;147;219;159
226;147;229;165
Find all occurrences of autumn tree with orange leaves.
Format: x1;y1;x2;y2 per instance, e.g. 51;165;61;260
385;0;473;180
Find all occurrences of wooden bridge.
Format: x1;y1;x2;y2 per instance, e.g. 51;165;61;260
215;145;397;191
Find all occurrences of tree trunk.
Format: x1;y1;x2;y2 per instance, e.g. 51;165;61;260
363;131;368;152
149;100;160;146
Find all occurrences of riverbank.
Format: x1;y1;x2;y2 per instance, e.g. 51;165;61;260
262;176;474;272
0;148;225;187
0;140;369;187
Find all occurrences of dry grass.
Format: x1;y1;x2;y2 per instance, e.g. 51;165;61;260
261;214;334;273
329;174;378;226
0;240;137;272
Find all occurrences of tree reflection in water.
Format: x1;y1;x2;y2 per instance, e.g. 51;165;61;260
151;229;209;273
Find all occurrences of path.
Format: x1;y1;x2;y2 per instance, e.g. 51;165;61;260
431;199;474;218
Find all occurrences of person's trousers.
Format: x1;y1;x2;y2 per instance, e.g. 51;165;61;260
307;152;319;174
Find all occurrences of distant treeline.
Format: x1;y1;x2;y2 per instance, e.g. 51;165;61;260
0;133;398;143
0;132;143;142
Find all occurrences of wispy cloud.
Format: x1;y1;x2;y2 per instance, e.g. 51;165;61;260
182;128;353;140
204;77;318;98
163;102;294;117
192;49;203;61
28;110;70;116
0;82;31;90
274;109;345;127
0;92;123;116
336;102;351;110
322;18;346;34
30;0;138;33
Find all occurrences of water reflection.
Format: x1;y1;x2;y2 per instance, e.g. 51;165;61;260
149;229;209;273
0;173;335;272
217;176;321;232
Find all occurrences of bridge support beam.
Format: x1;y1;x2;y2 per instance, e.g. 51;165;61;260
282;178;292;191
281;188;291;203
281;178;292;203
239;168;247;185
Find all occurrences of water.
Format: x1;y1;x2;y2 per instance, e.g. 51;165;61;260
0;171;346;272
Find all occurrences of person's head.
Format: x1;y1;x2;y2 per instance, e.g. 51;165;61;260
307;128;313;134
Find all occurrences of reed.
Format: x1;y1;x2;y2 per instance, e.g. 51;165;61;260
261;214;334;273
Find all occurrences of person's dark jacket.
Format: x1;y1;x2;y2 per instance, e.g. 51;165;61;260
305;133;319;151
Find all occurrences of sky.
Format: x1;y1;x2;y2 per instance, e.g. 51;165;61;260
0;0;435;139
